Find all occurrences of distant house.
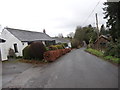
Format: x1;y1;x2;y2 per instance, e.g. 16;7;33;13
93;35;111;50
52;37;71;47
1;27;55;61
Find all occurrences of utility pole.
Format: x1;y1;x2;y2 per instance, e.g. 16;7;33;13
95;13;99;37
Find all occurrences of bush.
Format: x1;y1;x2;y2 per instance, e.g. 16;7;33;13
104;41;120;58
71;39;80;48
49;45;58;50
23;41;46;60
23;45;31;59
29;41;46;60
48;44;64;50
44;48;71;62
45;47;49;51
55;45;64;49
8;48;16;58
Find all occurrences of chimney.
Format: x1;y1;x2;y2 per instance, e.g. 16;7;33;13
43;29;46;34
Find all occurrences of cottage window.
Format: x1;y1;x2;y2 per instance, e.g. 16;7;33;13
100;42;106;46
14;44;18;53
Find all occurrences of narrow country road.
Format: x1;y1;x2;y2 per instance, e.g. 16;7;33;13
4;48;118;88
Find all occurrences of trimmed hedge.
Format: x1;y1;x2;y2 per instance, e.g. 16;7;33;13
29;41;46;60
23;41;46;60
44;48;71;61
23;45;31;59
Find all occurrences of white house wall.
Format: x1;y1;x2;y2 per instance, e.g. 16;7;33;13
0;43;7;60
1;29;28;61
68;42;71;47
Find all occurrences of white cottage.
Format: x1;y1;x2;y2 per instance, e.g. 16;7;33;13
1;27;55;61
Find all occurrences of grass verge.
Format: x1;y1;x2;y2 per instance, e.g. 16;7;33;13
85;48;120;65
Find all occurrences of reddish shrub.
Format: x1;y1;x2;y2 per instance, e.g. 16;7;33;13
44;48;71;62
44;51;57;61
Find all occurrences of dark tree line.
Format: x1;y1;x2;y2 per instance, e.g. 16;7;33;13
103;2;120;58
103;2;120;42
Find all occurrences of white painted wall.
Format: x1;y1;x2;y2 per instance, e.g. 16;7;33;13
42;41;46;46
68;42;71;48
1;29;28;61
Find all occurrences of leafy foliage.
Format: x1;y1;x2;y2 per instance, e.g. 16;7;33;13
23;45;31;59
55;45;64;49
23;42;46;60
85;48;120;64
71;39;80;48
48;44;64;50
74;25;97;45
104;40;120;58
103;2;120;41
100;24;109;35
49;45;58;50
29;41;46;60
8;48;16;58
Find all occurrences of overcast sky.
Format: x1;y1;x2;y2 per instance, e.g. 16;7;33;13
0;0;107;37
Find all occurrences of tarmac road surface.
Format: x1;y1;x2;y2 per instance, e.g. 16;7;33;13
3;48;118;88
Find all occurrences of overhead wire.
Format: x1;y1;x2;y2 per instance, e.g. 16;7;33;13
82;0;101;26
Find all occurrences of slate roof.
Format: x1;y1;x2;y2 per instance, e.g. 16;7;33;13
5;28;54;42
52;37;70;43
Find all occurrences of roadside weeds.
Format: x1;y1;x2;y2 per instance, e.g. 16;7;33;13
85;48;120;66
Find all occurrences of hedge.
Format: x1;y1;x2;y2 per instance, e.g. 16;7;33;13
23;45;31;59
44;48;71;61
23;41;46;60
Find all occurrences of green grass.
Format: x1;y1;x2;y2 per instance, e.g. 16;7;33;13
85;48;120;64
104;56;120;64
85;48;104;57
